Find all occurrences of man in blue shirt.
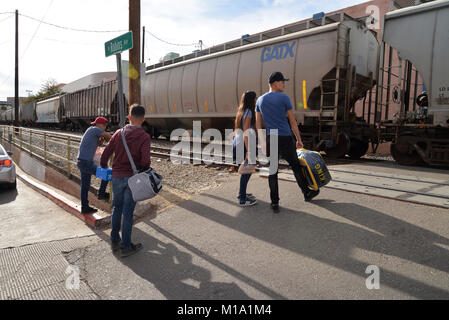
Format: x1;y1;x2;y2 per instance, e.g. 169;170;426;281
77;117;112;214
256;72;319;213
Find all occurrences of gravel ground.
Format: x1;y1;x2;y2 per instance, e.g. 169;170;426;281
151;158;233;195
363;153;395;161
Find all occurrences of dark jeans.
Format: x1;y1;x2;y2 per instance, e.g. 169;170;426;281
110;177;136;249
266;135;310;204
76;159;108;210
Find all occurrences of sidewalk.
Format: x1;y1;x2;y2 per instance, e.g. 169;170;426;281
62;174;449;300
4;157;449;299
0;178;100;300
14;164;191;229
14;165;110;228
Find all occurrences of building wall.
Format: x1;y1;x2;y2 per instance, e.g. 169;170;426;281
62;72;116;94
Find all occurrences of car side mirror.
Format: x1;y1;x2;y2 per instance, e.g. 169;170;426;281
7;151;13;157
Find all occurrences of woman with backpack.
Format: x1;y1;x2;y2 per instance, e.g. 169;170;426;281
233;90;258;207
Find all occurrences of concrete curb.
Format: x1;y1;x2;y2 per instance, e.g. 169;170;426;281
16;173;108;229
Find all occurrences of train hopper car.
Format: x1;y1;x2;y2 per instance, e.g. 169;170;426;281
0;105;14;124
378;0;449;166
143;13;379;158
19;102;36;126
62;80;126;131
35;96;62;125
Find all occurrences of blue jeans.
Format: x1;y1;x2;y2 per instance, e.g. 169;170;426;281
234;144;252;201
76;159;108;210
110;177;136;249
239;174;252;201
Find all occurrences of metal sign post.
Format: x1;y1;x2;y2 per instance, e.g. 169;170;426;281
105;31;133;128
116;53;126;128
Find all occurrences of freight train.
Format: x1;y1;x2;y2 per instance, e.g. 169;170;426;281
1;0;448;165
0;80;125;131
377;0;449;166
144;12;379;160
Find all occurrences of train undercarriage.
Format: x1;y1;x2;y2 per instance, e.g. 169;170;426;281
384;125;449;166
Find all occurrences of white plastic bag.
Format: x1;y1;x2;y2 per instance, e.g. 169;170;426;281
93;147;104;166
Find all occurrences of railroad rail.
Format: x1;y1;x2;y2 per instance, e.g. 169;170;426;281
156;141;449;208
3;124;444;209
259;167;449;209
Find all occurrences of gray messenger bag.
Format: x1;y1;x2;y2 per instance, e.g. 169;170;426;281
121;129;162;202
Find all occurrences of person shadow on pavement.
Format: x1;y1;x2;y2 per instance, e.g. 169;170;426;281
118;227;252;300
196;193;449;299
312;199;449;276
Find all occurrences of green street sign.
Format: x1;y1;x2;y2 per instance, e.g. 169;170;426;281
105;31;133;57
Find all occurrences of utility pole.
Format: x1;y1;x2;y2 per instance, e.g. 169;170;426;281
129;0;141;105
14;9;19;127
142;26;145;64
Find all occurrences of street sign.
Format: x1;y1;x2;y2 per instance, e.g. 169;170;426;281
105;31;134;127
105;31;133;57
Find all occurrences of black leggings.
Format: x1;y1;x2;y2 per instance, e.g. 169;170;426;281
267;135;310;204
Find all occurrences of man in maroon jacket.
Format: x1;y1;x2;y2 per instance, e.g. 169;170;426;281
100;104;151;258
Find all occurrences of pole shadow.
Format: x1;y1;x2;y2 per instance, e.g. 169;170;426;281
115;227;252;300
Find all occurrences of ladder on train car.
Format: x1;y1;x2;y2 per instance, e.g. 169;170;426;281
318;24;351;142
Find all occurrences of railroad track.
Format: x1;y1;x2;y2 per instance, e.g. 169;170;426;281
151;144;389;167
2;127;392;164
153;144;449;209
5;126;446;208
259;167;449;209
4;127;82;144
3;126;391;168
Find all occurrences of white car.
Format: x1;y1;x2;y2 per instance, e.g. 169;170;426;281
0;144;16;189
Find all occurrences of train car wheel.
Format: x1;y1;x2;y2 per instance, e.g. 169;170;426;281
348;138;369;160
390;136;423;166
151;127;159;139
325;132;350;159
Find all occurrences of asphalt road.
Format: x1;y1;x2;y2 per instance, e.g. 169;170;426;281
67;175;449;300
1;173;449;300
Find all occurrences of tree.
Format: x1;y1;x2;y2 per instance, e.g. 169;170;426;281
24;78;62;103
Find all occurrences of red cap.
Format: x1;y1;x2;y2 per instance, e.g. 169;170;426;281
91;117;109;125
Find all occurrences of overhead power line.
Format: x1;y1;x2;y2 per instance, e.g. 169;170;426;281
22;34;98;46
5;11;201;47
18;12;127;33
21;0;54;61
0;39;12;46
0;13;13;24
145;30;198;47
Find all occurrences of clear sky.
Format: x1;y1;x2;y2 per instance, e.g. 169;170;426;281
0;0;366;100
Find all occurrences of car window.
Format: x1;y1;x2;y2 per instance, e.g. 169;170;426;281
0;145;6;156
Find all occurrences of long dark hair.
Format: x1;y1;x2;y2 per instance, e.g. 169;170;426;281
234;90;256;131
